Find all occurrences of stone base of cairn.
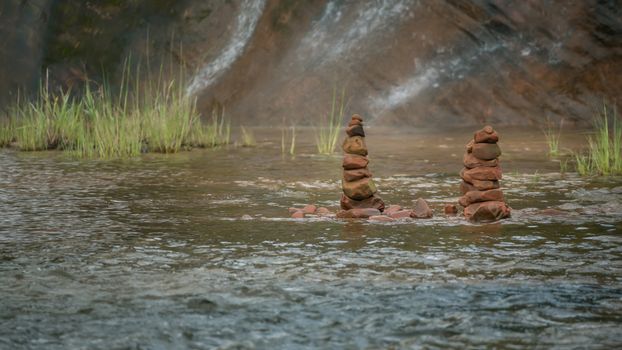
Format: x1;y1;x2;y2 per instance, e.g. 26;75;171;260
459;126;511;222
337;115;384;218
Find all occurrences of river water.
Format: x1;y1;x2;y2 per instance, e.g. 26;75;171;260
1;127;621;349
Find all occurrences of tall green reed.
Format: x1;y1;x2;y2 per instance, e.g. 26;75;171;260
574;104;622;176
315;86;345;155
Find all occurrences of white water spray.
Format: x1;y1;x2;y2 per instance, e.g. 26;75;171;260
186;0;266;96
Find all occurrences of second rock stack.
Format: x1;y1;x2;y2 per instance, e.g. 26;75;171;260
340;114;385;213
459;125;511;222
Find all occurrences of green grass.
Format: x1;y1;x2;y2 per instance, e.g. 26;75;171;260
315;86;345;155
281;125;296;156
239;126;256;147
574;104;622;176
542;117;563;157
0;59;232;158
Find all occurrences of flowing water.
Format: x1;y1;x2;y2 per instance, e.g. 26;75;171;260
1;128;622;349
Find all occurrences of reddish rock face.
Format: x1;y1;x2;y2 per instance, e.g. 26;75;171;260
342;136;368;156
444;204;458;215
389;210;412;219
343;167;372;182
342;177;377;200
464;201;511;222
411;198;433;218
342;154;369;170
458;189;504;207
368;215;395;222
336;208;381;219
463;153;499;169
468;179;500;191
460;180;479;194
340;194;385;212
472;143;501;160
460;166;502;182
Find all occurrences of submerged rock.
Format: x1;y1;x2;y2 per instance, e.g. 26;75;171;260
368;215;395;222
336;208;381;219
464;201;511;222
444;204;458;215
411;198;433;218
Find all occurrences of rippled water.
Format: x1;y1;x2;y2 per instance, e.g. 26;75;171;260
1;128;621;349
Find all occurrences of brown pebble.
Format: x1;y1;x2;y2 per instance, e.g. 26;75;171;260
389;210;412;219
444;204;458;215
368;215;395;222
351;114;363;122
302;204;317;214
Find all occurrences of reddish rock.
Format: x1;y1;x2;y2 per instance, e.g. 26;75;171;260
368;215;395;222
343;167;372;182
348;119;362;127
316;207;331;215
472;143;501;160
383;204;402;216
444;204;458;215
340;194;385;212
389;210;412;219
336;208;381;219
342;154;369;170
351;114;363;122
342;177;377;200
468;179;500;191
460;166;502;182
466;140;474;153
474;126;499;143
458;189;504;207
291;211;305;219
460;180;479;194
463;153;499;169
302;204;317;214
288;207;300;214
464;201;511;222
346;124;365;137
342;136;368;156
411;198;433;218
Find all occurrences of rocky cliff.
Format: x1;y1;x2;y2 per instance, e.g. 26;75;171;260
1;0;621;127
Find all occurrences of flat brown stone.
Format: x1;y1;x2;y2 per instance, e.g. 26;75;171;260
342;177;377;200
383;204;402;216
458;189;504;207
474;126;499;143
460;181;478;194
302;204;317;214
389;210;412;219
469;179;500;191
368;215;395;222
343;167;372;182
340;193;385;211
463;153;499;169
346;124;365;137
351;114;363;122
348;119;362;127
342;136;368;156
336;208;381;219
460;166;502;182
472;143;501;160
464;201;511;222
342;154;369;170
444;204;458;215
411;198;433;218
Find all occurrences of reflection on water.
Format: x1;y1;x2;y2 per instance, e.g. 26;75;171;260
1;128;621;349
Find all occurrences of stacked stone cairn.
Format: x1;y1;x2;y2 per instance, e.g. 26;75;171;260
459;125;511;222
337;114;385;219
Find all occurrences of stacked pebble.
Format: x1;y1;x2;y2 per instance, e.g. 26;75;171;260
337;114;385;218
459;125;511;222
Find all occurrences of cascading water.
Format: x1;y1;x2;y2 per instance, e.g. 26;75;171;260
186;0;266;96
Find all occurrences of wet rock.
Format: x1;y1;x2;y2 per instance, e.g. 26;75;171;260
336;208;381;219
351;114;363;122
389;210;412;219
340;193;385;212
466;140;474;153
460;166;502;182
342;136;368;156
468;179;500;191
302;204;317;214
444;204;458;215
460;180;478;194
411;198;433;218
472;143;501;160
316;207;330;215
474;125;499;143
343;167;372;182
288;207;300;214
348;119;362;127
368;215;395;222
464;201;511;222
291;211;305;219
463;153;499;169
241;214;253;220
342;177;377;200
540;208;566;216
342;154;369;170
383;204;402;216
458;189;504;207
346;124;365;137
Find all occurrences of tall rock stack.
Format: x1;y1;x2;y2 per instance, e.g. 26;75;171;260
459;125;511;222
339;114;385;217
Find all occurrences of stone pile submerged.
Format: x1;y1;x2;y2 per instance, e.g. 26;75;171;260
459;125;511;222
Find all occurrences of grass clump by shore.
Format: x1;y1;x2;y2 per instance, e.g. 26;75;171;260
315;87;345;155
542;117;563;157
574;104;622;176
0;62;230;158
239;126;256;147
